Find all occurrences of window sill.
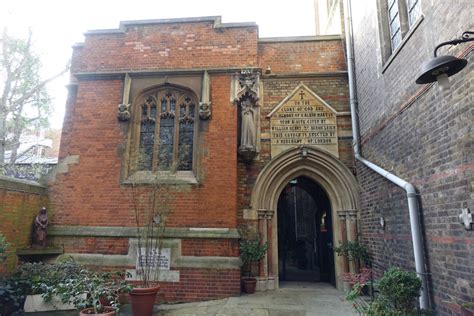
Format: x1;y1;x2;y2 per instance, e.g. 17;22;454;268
123;170;198;185
382;14;424;74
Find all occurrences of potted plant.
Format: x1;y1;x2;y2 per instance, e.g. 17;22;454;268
334;240;369;264
128;177;171;316
239;236;268;294
40;267;132;316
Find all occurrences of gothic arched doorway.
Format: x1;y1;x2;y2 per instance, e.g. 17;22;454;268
277;176;335;285
250;146;359;291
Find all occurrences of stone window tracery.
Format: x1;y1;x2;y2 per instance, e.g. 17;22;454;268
133;86;197;174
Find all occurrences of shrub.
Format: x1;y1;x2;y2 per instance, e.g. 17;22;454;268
334;240;369;262
377;267;422;313
0;233;9;261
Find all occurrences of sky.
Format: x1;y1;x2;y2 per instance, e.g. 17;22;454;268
1;0;316;129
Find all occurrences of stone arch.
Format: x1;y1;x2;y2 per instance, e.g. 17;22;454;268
250;146;359;290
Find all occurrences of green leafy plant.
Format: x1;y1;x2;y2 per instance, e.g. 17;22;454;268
39;268;132;314
334;240;369;262
0;233;9;261
240;236;268;277
377;267;422;313
343;268;373;301
359;267;422;315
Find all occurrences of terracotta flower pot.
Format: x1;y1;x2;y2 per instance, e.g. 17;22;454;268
242;277;257;294
79;306;116;315
129;285;160;316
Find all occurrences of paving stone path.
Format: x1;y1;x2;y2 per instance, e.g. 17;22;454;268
22;282;356;316
159;282;356;316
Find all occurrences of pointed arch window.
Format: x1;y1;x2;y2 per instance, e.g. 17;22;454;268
134;86;197;174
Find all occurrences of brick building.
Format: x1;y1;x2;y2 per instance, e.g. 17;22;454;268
46;16;356;302
345;0;473;314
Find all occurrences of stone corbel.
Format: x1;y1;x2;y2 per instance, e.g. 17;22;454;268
117;73;131;121
199;71;212;120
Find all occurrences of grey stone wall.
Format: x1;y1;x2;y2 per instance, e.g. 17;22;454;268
351;0;473;314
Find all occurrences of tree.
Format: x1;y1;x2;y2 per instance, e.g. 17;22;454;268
0;28;67;174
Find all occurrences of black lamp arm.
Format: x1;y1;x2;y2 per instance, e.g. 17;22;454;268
433;31;474;57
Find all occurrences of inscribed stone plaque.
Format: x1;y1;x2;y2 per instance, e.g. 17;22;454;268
269;86;339;157
136;247;171;271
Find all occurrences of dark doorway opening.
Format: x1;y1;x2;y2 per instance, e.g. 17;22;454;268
277;176;335;285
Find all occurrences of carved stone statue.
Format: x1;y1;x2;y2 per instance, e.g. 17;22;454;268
33;207;49;247
240;99;256;149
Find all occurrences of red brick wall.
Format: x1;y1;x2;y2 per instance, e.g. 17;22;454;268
72;22;258;73
159;268;241;302
0;177;48;274
50;75;237;228
258;39;346;73
181;239;239;257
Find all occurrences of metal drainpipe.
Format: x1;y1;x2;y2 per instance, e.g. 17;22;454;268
342;0;429;310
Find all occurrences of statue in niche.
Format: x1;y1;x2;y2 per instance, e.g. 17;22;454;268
32;207;49;247
240;99;256;149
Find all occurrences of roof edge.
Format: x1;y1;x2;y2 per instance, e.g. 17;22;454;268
84;16;257;36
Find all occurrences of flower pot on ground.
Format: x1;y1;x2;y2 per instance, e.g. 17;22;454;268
241;277;257;294
129;284;161;316
79;306;117;315
239;236;268;294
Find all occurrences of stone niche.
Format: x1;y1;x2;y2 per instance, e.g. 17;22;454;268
267;83;339;158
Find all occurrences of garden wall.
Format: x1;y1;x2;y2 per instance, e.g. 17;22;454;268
0;176;48;274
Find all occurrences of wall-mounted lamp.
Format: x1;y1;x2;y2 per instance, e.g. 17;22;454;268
416;31;473;90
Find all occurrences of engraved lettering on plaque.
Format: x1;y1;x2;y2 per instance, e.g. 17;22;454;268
268;84;339;158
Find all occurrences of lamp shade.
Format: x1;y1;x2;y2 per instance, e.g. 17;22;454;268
415;55;468;84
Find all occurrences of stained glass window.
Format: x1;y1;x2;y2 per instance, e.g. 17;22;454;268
135;86;196;173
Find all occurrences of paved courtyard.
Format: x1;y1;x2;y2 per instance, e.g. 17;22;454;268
158;282;355;316
24;282;356;316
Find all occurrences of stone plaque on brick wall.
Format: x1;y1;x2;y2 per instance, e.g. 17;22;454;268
268;84;339;158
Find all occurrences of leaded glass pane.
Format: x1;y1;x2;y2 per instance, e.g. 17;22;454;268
407;0;421;26
138;121;155;170
387;0;401;51
161;97;167;113
170;98;176;114
150;103;157;118
189;103;195;118
158;117;174;171
178;121;193;171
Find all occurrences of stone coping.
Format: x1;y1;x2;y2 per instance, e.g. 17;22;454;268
0;175;46;194
49;225;240;239
258;35;342;42
84;16;257;36
16;247;64;256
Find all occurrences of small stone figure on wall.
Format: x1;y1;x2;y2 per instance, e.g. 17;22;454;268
33;207;49;247
240;99;257;150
